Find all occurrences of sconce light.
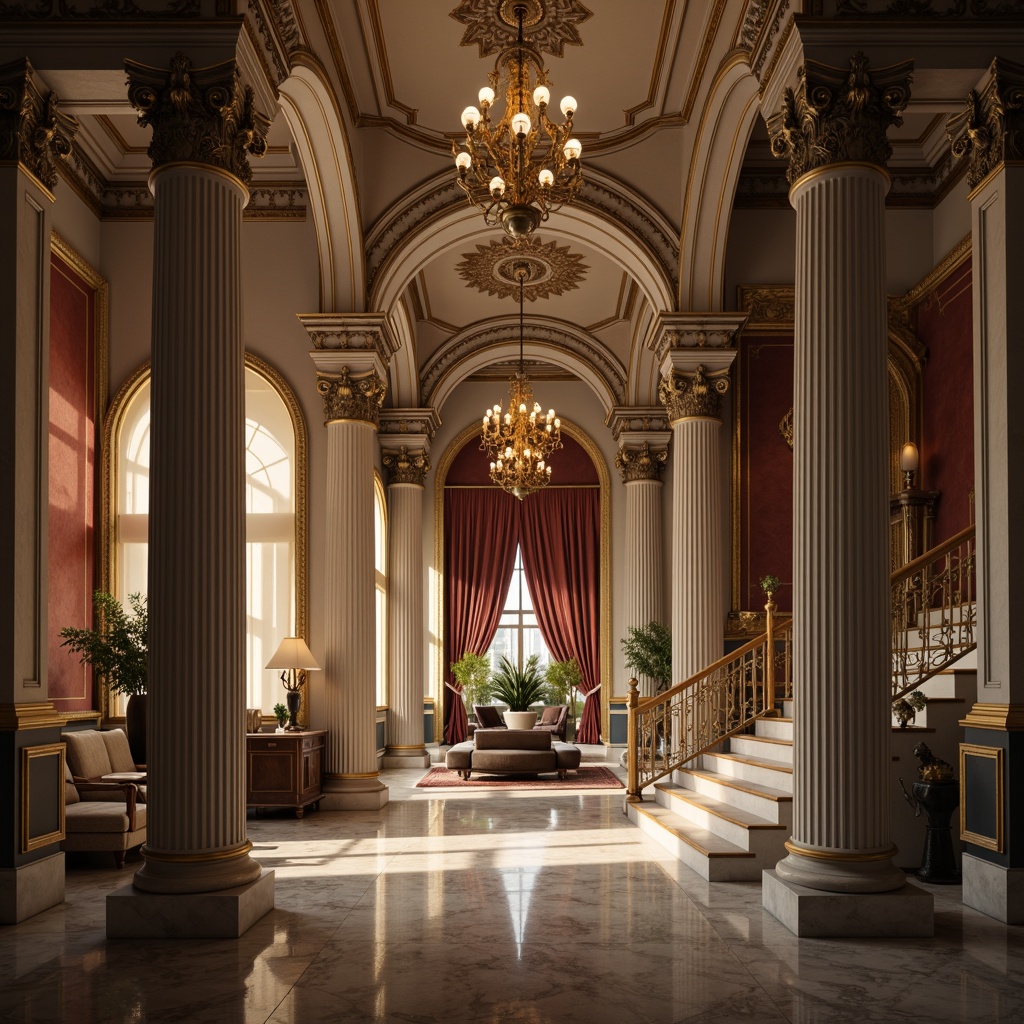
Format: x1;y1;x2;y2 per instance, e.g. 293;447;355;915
900;441;920;490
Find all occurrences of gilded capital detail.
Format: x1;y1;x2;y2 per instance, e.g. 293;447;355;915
659;365;729;423
768;53;913;183
125;52;270;185
948;58;1024;190
0;59;77;189
615;442;668;483
382;446;430;487
316;367;386;426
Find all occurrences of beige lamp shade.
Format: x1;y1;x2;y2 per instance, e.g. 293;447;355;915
265;637;320;671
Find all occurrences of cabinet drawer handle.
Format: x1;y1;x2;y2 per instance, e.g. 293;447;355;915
267;742;277;748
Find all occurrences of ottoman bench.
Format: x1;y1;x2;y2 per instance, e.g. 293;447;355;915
445;728;582;780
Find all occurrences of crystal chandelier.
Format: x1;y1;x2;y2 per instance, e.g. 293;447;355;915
453;3;583;240
481;262;562;499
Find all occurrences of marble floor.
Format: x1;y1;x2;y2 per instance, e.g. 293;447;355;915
2;755;1022;1024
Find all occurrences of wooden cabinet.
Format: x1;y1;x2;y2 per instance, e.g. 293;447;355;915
246;730;326;817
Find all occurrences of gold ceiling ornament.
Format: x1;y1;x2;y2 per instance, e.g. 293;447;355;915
480;261;562;499
455;236;588;300
658;364;730;424
453;2;583;241
451;0;592;59
779;406;794;450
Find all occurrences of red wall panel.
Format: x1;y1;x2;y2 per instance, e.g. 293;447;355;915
48;252;97;713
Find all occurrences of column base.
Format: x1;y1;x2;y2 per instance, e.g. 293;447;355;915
320;776;389;810
106;868;274;938
382;747;430;769
962;853;1024;924
775;843;906;893
762;868;933;937
0;852;64;925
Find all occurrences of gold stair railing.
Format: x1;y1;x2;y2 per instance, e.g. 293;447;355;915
891;524;976;701
625;609;792;801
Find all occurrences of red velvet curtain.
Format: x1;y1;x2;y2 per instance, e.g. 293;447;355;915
519;489;602;742
443;488;519;743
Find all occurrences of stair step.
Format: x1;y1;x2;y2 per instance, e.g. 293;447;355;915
754;717;793;740
654;782;786;851
702;750;794;790
729;735;793;763
628;802;764;881
677;767;792;824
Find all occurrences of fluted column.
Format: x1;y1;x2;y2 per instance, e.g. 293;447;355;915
380;438;433;767
613;421;669;698
0;59;77;924
302;316;398;810
762;53;929;934
109;52;275;934
948;58;1024;924
651;315;744;686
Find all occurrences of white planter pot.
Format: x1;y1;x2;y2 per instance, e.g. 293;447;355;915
504;710;538;730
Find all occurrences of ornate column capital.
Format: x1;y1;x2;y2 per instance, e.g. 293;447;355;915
381;446;431;487
296;312;400;362
315;366;386;427
125;52;269;185
948;57;1024;191
615;441;668;483
0;59;77;190
659;364;730;425
648;311;747;366
768;52;913;184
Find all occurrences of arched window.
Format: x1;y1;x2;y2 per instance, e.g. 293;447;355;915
102;356;307;721
374;472;387;708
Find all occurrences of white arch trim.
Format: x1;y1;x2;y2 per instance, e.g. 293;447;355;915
277;61;365;313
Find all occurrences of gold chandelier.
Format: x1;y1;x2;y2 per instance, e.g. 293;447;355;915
453;3;583;240
481;262;562;499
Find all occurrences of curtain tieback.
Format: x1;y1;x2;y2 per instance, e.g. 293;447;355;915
445;681;463;693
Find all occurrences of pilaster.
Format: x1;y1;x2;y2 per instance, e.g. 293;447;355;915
0;58;76;924
947;58;1024;923
107;51;274;938
301;314;397;810
762;51;930;935
650;314;743;684
379;410;438;767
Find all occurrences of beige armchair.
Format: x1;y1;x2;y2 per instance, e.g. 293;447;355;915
61;762;146;869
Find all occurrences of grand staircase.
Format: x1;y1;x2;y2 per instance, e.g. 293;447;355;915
625;526;975;880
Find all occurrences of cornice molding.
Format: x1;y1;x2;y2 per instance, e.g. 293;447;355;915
606;405;670;441
297;313;399;361
378;407;441;445
649;311;748;365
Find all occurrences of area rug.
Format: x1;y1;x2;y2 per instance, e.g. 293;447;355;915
416;766;624;790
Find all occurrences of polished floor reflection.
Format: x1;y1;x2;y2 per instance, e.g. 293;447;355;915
2;760;1022;1023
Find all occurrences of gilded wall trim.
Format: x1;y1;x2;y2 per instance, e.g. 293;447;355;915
21;743;65;854
960;743;1004;852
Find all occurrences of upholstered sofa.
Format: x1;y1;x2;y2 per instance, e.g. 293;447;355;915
61;762;146;868
445;728;581;780
64;729;147;801
469;704;568;741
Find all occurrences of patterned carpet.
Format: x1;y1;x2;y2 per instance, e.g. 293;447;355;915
415;765;624;790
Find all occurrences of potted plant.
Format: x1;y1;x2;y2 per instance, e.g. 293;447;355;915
545;658;583;738
759;574;782;602
60;591;148;763
621;621;672;692
491;654;547;729
893;690;927;729
273;703;289;733
450;651;493;720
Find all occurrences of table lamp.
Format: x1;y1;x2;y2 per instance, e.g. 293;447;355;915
266;636;320;731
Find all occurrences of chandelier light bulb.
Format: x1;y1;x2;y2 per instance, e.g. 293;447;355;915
538;168;554;187
559;95;577;118
478;86;495;107
533;84;550;107
490;176;506;196
563;138;582;160
511;112;531;137
455;151;472;171
462;105;481;129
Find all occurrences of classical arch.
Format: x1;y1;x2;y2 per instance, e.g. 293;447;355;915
277;56;365;313
679;54;761;311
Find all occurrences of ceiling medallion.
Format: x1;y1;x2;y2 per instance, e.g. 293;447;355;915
452;2;584;240
456;237;588;300
451;0;592;59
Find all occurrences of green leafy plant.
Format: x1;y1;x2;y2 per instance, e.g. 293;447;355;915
273;703;289;726
545;658;583;719
893;690;928;728
621;621;672;692
450;651;493;711
759;574;782;598
59;591;148;697
490;654;547;711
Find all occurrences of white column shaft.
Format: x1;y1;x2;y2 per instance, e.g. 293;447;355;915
139;164;260;892
625;479;664;697
671;417;722;683
323;419;377;777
